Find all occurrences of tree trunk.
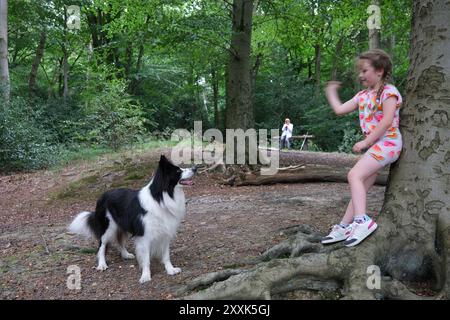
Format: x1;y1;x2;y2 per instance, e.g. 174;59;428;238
62;8;69;101
124;41;133;79
368;0;381;50
379;0;450;296
128;43;144;94
211;68;220;129
307;57;312;80
368;28;380;50
331;37;343;81
57;57;63;97
225;0;254;131
251;53;262;87
388;34;396;83
178;0;450;300
314;43;321;95
128;15;150;94
62;48;69;101
0;0;10;102
86;9;117;67
29;30;46;98
135;44;144;72
47;59;58;99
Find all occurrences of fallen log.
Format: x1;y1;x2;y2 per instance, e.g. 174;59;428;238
234;164;388;186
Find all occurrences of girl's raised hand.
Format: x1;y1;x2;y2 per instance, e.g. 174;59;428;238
325;81;342;92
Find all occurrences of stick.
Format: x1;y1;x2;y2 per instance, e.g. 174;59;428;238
41;234;50;255
300;131;309;151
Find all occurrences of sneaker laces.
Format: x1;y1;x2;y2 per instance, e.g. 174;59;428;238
329;224;342;232
348;222;359;237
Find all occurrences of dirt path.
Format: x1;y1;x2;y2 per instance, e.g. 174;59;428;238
0;150;385;299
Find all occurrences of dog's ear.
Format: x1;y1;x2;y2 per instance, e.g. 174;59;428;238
159;155;171;171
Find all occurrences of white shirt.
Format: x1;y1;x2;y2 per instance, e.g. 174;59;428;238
281;123;293;138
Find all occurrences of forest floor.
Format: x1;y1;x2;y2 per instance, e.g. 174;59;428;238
0;148;385;300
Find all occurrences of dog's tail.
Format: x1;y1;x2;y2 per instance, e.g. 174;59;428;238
68;211;95;239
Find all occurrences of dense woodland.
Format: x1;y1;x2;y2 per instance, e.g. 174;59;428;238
1;0;412;171
1;1;450;301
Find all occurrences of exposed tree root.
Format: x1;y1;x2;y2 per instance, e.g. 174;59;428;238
177;222;447;300
253;225;341;263
380;278;434;300
177;225;351;299
180;253;338;300
198;163;226;174
176;269;245;297
437;210;450;298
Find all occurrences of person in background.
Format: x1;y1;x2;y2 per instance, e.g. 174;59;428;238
281;118;293;150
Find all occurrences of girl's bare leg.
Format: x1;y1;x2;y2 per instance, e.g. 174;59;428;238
341;171;379;224
341;155;384;224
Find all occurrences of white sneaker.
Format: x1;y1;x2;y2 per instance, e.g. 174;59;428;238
321;224;353;244
344;218;378;247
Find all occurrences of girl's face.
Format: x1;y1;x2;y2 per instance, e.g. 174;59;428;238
357;59;384;89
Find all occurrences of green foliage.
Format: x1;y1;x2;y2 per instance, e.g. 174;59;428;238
302;101;359;152
305;140;323;152
301;80;362;152
35;98;85;145
4;0;413;171
338;128;364;154
80;79;151;150
0;98;59;172
253;45;361;152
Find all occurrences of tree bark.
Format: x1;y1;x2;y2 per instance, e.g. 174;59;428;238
124;41;133;79
129;42;144;94
62;47;69;101
314;43;321;95
0;0;10;102
380;0;450;295
225;0;254;131
331;37;343;81
62;9;69;101
368;28;380;50
251;52;262;87
58;57;63;97
29;30;46;98
136;44;144;75
48;58;59;99
368;0;381;50
307;57;312;80
211;68;221;129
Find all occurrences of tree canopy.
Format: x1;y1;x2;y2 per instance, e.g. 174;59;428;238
1;0;412;171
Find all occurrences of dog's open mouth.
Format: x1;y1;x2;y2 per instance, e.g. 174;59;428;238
179;179;194;186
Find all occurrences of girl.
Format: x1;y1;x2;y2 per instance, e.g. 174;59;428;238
322;49;402;247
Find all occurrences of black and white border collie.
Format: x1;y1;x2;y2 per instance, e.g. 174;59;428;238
68;155;197;283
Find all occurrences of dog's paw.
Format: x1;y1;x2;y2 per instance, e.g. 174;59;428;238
139;273;151;284
96;263;108;271
121;252;135;260
167;267;181;275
